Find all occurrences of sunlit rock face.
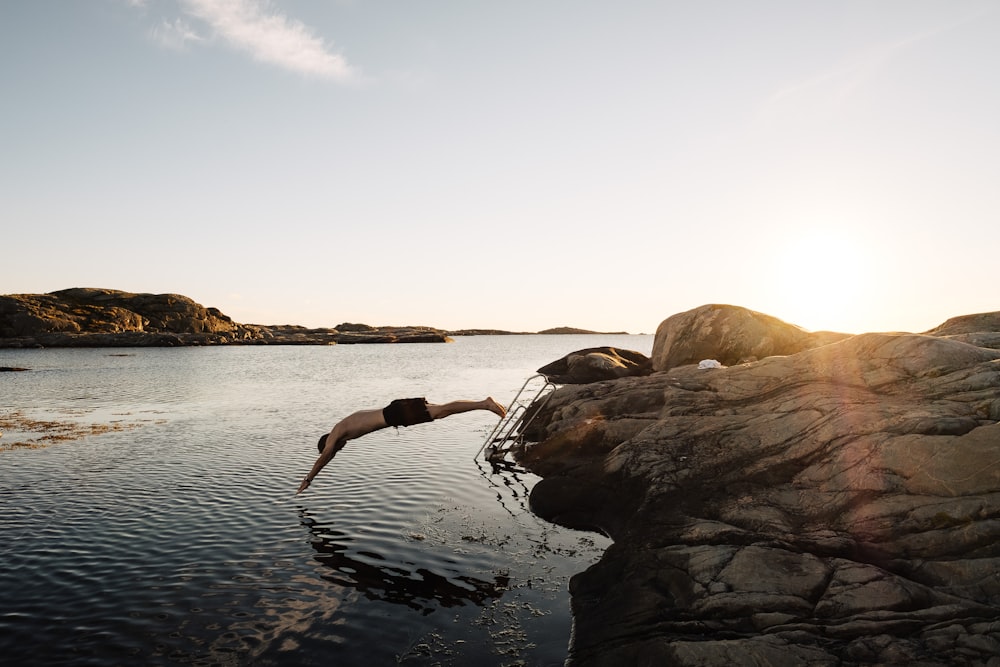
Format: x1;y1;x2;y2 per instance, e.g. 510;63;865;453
520;306;1000;666
651;303;850;371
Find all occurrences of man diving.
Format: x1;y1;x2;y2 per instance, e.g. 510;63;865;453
297;397;506;493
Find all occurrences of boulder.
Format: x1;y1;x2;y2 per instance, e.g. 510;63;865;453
519;307;1000;665
651;304;850;371
537;347;651;384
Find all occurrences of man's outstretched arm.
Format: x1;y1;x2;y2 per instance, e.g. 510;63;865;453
297;437;341;493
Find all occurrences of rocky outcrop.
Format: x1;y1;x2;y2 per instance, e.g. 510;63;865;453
0;288;261;344
0;289;452;347
923;312;1000;353
518;304;1000;665
926;311;1000;337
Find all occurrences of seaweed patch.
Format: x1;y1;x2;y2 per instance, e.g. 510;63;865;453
0;409;164;451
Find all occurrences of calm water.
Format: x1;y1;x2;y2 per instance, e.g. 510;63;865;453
0;335;651;666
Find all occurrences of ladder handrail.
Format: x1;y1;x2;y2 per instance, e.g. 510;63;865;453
476;374;558;461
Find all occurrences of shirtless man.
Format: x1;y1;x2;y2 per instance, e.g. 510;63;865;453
297;397;506;493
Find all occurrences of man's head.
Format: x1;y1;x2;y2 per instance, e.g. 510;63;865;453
317;433;328;454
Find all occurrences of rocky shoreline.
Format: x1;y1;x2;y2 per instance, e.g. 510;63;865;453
515;304;1000;666
0;288;625;349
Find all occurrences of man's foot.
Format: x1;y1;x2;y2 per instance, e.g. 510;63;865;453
484;397;507;418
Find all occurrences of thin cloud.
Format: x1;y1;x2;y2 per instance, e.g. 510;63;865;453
758;9;991;124
758;38;908;124
180;0;357;82
150;18;204;51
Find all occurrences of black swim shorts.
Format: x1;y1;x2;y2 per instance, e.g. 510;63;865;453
383;398;433;428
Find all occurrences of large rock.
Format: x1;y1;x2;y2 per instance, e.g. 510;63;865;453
537;347;651;384
519;307;1000;665
651;303;849;371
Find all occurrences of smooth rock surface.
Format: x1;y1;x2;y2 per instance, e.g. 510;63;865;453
651;303;850;371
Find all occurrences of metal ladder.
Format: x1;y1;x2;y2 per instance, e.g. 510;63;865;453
476;374;558;463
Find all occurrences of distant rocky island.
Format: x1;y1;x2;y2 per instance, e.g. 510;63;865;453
0;288;629;348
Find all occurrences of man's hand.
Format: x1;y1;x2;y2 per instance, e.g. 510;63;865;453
297;476;312;494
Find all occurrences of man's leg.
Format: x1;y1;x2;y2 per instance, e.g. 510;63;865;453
427;397;506;420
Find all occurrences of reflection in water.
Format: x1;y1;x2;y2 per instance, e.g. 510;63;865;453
300;510;510;614
477;459;534;520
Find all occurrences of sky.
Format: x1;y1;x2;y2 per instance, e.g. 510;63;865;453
2;1;997;335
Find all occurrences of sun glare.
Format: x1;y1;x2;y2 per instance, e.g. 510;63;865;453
767;229;874;333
